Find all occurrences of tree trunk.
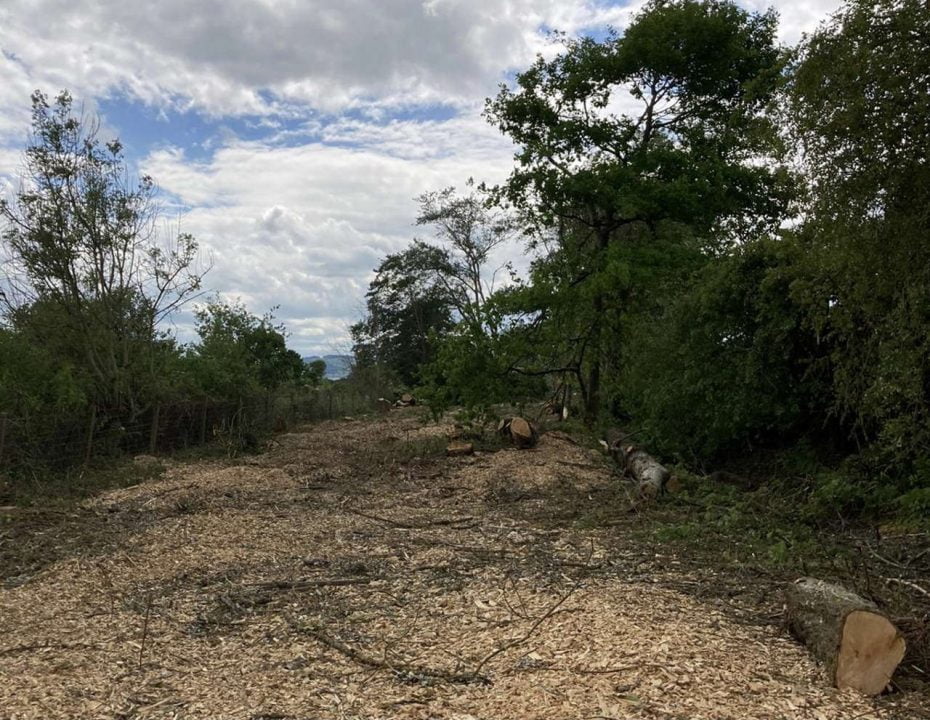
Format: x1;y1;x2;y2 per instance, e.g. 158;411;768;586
786;577;906;696
585;354;600;422
583;224;614;423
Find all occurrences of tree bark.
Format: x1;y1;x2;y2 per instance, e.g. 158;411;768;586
786;577;906;695
509;417;538;448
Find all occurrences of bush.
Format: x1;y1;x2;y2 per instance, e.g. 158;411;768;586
621;235;825;461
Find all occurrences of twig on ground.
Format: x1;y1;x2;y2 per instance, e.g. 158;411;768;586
885;577;930;598
864;543;908;570
286;616;489;685
0;641;100;657
473;544;595;678
248;577;375;590
139;591;154;668
347;508;420;529
472;583;581;677
347;508;477;530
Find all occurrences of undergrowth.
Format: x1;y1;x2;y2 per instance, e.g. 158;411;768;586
0;458;167;509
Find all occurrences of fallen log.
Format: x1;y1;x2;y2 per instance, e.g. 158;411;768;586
611;444;669;497
786;577;906;695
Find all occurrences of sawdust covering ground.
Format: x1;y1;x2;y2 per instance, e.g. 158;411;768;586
0;413;922;719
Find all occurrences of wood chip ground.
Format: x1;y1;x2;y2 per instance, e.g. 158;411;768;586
1;412;925;719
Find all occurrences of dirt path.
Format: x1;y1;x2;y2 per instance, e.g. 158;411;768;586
0;413;923;719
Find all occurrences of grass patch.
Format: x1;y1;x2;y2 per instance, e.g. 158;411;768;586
1;457;167;509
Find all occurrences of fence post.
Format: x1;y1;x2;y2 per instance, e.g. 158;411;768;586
83;406;97;465
200;400;208;445
0;413;8;467
149;404;161;455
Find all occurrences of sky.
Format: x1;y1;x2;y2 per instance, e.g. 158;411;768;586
0;0;842;356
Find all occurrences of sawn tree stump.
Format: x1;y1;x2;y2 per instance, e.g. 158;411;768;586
497;417;538;448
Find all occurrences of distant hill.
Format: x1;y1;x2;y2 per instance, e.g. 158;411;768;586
302;354;353;380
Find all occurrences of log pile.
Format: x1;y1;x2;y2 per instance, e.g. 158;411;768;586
497;417;538;449
786;577;906;695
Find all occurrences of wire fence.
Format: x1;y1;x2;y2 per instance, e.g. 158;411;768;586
0;383;382;472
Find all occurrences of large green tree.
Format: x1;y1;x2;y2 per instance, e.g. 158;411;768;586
485;0;792;418
351;243;456;386
0;91;205;420
788;0;930;468
353;184;514;388
189;300;308;399
414;183;516;335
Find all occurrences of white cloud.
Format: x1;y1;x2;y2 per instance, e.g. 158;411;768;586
750;0;843;43
0;0;844;142
0;0;635;124
0;0;847;354
142;114;519;353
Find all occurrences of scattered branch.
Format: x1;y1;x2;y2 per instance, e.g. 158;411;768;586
885;577;930;599
287;617;489;685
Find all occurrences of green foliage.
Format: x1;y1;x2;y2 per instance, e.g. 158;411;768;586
554;0;930;527
187;299;309;399
0;326;86;418
484;0;792;418
788;0;930;471
414;183;517;333
486;0;789;239
621;235;826;459
305;359;327;386
355;184;519;403
0;90;203;420
351;243;455;386
418;322;544;420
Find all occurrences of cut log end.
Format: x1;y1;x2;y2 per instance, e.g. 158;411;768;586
509;417;537;448
786;577;906;696
836;610;907;695
498;416;538;448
